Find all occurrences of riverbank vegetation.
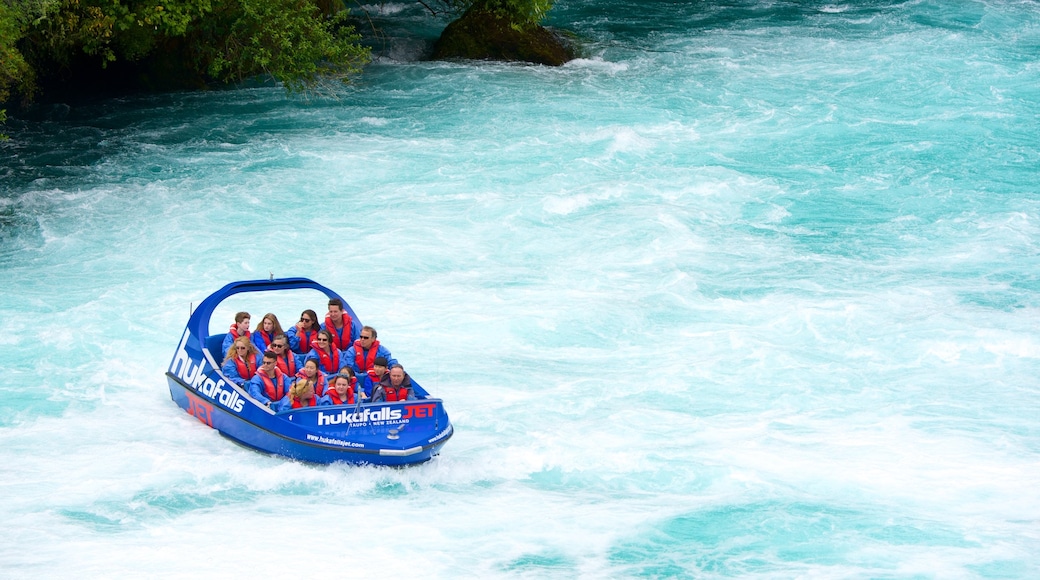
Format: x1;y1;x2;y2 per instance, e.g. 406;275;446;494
0;0;566;128
1;0;369;94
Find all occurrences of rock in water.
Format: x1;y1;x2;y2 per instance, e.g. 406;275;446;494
432;6;577;66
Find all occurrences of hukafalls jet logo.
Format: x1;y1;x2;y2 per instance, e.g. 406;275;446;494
170;330;246;413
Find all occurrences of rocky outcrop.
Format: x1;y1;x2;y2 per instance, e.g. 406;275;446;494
431;6;577;66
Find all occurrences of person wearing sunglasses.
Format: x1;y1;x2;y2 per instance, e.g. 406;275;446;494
269;334;301;376
221;335;262;387
248;350;291;410
287;309;319;355
343;326;397;377
304;329;345;380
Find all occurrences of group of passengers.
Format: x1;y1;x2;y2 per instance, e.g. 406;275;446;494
219;298;417;412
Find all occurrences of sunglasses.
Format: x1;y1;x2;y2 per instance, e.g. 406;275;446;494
301;318;313;323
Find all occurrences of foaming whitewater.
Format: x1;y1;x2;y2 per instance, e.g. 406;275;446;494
2;0;1039;576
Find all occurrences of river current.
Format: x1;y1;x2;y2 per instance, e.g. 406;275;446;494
1;0;1039;577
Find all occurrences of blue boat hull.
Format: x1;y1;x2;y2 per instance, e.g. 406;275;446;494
166;278;453;466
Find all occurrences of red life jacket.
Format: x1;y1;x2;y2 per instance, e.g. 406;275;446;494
296;329;316;354
291;388;318;409
228;323;245;341
378;383;408;402
258;368;286;401
325;385;355;406
366;369;385;385
233;356;257;380
325;314;353;351
380;383;410;402
310;342;340;374
295;372;328;398
255;330;274;350
353;339;380;373
276;352;298;376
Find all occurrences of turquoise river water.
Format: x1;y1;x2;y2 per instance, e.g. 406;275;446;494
1;0;1039;577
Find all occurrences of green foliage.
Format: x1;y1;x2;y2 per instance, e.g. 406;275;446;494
436;0;554;28
201;0;368;91
14;0;156;68
1;1;35;136
2;0;369;104
492;0;554;28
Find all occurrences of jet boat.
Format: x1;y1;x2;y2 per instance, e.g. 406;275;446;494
165;277;452;465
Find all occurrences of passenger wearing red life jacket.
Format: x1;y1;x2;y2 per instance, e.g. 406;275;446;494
358;356;389;398
303;329;344;379
370;365;416;403
221;335;262;387
248;351;290;410
269;334;300;376
320;298;355;351
288;377;319;409
343;326;397;376
220;311;251;359
287;309;319;354
295;359;329;398
322;374;357;406
251;312;284;353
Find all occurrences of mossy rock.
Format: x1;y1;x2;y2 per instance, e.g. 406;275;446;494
432;7;577;66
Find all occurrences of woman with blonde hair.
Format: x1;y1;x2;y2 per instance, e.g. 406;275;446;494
288;376;319;409
222;335;262;387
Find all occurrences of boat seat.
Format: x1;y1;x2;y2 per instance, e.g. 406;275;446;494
205;334;225;361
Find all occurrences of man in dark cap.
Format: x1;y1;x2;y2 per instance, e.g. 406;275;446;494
357;356;390;398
